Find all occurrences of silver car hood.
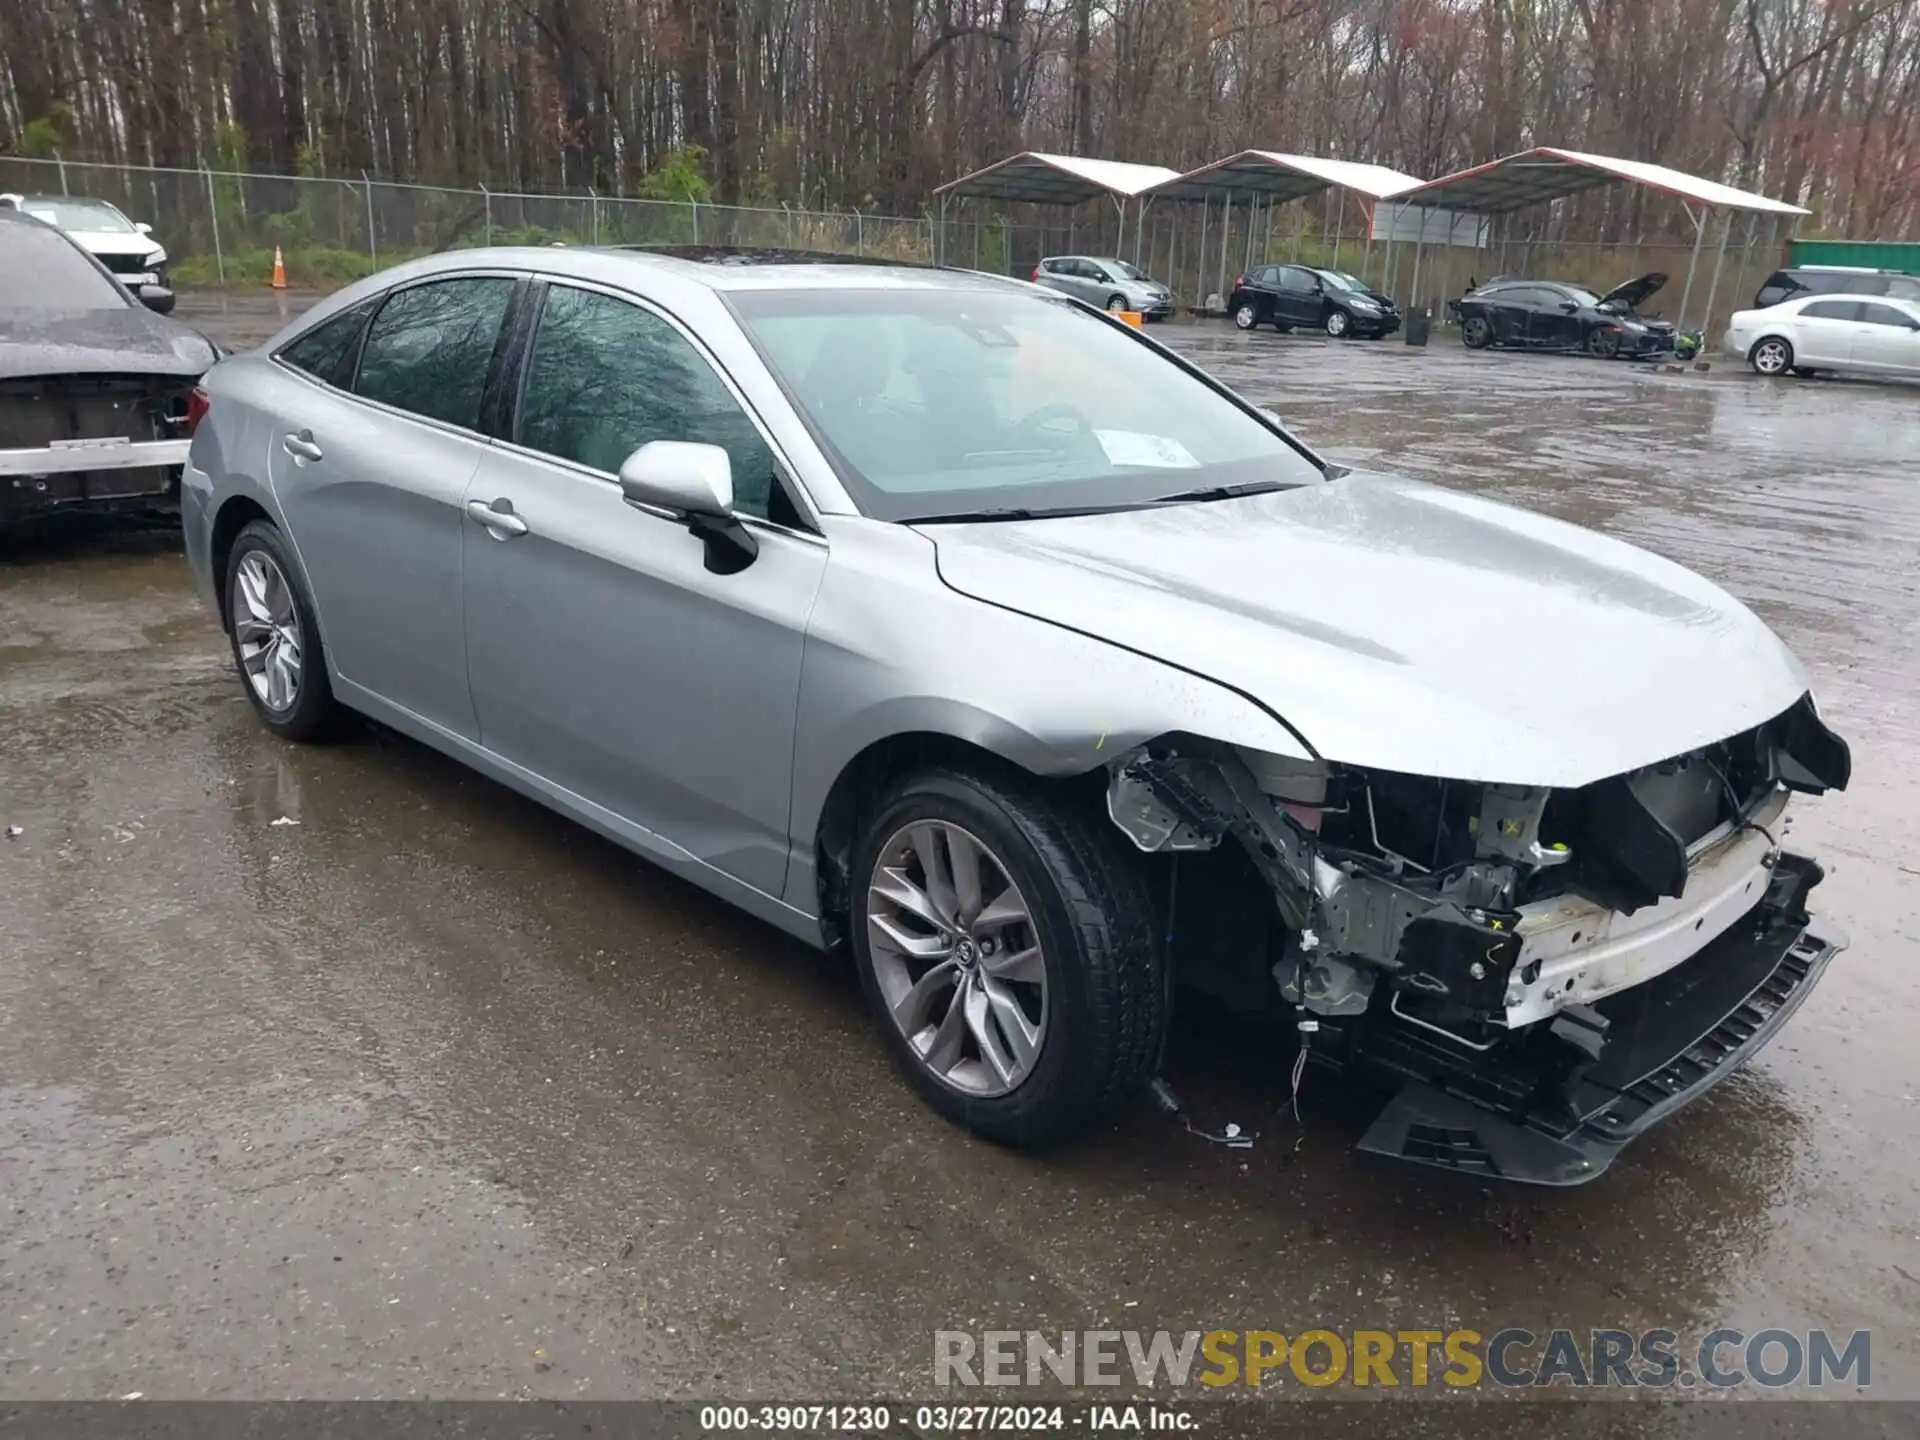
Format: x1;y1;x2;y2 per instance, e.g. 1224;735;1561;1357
920;473;1809;787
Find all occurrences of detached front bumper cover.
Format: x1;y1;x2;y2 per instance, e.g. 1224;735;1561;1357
1356;852;1841;1185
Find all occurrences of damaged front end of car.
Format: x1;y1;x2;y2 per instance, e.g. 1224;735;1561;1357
1105;694;1851;1185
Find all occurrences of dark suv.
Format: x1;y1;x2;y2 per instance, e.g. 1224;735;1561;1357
1227;264;1400;338
1754;266;1920;309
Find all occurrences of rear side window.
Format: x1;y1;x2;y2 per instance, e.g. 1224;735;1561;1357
353;277;516;431
516;284;780;519
1858;302;1915;328
1802;299;1861;321
278;302;373;386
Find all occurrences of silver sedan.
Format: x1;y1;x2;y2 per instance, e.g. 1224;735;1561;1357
182;247;1849;1183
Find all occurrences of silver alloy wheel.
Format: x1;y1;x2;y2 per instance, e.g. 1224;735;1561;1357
866;819;1047;1097
1107;294;1128;313
233;551;303;713
1326;309;1349;337
1234;304;1257;330
1752;338;1791;375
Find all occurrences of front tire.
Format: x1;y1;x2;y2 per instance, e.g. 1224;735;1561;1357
1105;293;1128;314
1750;336;1794;376
851;767;1164;1148
1462;315;1492;349
1325;308;1351;338
225;520;343;743
1589;327;1622;359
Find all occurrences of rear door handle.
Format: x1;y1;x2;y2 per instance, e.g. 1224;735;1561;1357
466;498;528;538
282;430;323;462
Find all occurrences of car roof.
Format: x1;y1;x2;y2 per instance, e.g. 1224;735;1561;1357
1784;264;1894;273
377;243;1023;295
1789;291;1919;308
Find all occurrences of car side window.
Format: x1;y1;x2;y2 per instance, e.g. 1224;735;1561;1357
1857;302;1913;328
517;284;782;521
353;277;516;430
1279;267;1314;293
278;301;374;387
1802;299;1861;322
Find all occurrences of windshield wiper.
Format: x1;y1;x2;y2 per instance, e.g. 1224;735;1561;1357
1150;479;1288;505
911;499;1152;524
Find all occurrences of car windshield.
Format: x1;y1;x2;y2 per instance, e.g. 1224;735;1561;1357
0;220;127;309
1111;260;1152;282
16;197;136;232
730;286;1323;521
1322;271;1369;293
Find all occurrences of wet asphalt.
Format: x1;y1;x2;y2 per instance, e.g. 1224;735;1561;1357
2;292;1917;1406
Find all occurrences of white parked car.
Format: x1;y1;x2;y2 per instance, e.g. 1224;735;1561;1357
0;193;171;301
1725;292;1920;380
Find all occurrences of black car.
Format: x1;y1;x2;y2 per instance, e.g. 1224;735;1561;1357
1;206;215;522
1227;264;1400;338
1457;273;1675;359
1752;265;1920;309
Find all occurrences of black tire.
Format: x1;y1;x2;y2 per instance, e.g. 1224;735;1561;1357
224;519;344;743
1273;322;1294;333
1232;302;1259;331
1749;335;1794;376
1325;308;1351;338
851;767;1165;1148
1462;315;1493;349
1105;293;1128;314
1589;327;1622;359
1790;365;1818;377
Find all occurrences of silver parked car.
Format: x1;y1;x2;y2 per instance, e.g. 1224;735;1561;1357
183;246;1850;1184
1032;255;1174;319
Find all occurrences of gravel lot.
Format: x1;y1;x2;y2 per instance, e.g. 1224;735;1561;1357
3;292;1916;1413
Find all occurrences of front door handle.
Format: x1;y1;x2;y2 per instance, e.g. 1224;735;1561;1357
466;497;528;538
282;430;323;462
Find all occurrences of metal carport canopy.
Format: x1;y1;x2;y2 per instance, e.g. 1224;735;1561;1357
1142;150;1425;204
934;152;1181;204
1391;146;1808;216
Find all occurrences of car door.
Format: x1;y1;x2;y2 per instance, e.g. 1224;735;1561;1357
1527;287;1582;349
459;279;829;897
1850;302;1920;375
1273;267;1316;327
1485;285;1536;345
1793;299;1862;365
265;273;519;740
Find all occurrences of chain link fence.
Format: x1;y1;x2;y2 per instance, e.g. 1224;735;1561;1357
0;155;935;288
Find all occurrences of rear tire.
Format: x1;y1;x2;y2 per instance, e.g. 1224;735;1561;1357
1233;303;1259;331
1750;336;1794;376
224;520;344;743
851;767;1164;1148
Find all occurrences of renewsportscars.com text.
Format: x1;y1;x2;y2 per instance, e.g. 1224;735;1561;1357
933;1327;1871;1390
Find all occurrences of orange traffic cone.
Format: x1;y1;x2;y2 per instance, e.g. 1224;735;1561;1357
270;245;287;290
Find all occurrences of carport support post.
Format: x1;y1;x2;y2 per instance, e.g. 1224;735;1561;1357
1331;190;1346;270
1674;203;1706;336
481;183;492;246
1243;195;1257;276
1216;191;1234;314
936;194;947;265
202;161;225;284
1263;198;1275;264
1195;197;1210;311
1699;209;1734;342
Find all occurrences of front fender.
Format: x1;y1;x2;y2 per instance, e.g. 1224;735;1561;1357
782;517;1312;911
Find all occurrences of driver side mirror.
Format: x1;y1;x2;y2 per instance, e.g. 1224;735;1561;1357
137;284;176;315
1560;300;1579;312
617;440;758;574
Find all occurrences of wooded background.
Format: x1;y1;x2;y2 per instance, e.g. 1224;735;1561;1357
3;0;1917;236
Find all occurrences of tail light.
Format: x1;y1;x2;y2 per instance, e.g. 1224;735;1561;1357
1233;274;1245;290
1031;266;1041;281
185;385;211;437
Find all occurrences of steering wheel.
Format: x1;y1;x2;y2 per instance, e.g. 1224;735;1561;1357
1013;403;1093;439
